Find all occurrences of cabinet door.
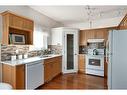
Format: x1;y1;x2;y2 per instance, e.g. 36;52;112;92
79;30;86;45
80;30;95;45
52;57;62;77
9;14;33;31
2;64;25;89
95;30;104;39
2;64;13;87
9;14;23;29
15;65;25;89
86;30;95;39
22;19;34;31
78;54;85;73
44;62;53;82
94;29;109;42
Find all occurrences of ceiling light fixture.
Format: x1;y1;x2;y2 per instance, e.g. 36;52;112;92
86;5;93;29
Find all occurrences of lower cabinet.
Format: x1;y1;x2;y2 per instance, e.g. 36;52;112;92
104;57;108;78
2;56;62;89
2;64;25;89
44;56;62;83
78;54;85;73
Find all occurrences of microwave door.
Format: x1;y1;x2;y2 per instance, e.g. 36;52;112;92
12;34;25;44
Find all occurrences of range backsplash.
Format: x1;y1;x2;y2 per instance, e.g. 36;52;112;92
79;45;88;54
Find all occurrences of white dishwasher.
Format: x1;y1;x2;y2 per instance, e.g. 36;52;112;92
25;60;44;89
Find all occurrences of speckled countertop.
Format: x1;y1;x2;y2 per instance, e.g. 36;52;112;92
1;54;62;66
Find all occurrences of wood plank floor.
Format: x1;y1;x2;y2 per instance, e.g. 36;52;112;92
37;73;107;89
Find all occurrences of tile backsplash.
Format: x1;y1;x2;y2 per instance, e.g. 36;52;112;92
79;45;88;54
87;42;105;49
1;44;29;61
48;45;62;54
1;44;62;61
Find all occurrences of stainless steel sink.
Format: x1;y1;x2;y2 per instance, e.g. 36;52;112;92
40;55;52;58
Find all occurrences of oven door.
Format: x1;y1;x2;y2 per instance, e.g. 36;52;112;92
86;55;104;70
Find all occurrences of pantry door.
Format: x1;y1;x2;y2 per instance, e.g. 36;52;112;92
63;31;78;73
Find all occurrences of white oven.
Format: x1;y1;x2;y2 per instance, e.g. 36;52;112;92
85;49;104;77
86;55;104;70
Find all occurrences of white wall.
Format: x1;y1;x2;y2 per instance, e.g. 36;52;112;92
64;16;124;30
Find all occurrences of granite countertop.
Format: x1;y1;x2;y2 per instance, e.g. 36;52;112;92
1;54;62;66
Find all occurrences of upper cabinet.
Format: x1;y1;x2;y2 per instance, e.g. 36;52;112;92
51;28;63;45
79;30;95;45
1;11;34;45
118;14;127;30
79;28;111;46
94;29;109;41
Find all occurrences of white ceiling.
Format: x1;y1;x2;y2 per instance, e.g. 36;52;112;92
30;6;127;29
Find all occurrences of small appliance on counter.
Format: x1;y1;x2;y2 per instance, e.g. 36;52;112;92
11;55;16;61
18;54;23;60
24;54;28;59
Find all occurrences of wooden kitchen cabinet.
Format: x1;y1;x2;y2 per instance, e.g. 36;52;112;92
2;64;25;89
78;54;85;73
80;30;95;45
79;30;96;45
1;11;34;45
79;30;87;45
79;28;114;46
5;11;34;31
95;29;109;41
44;61;53;82
9;13;23;29
52;57;62;77
104;57;108;78
22;19;34;31
86;30;96;39
44;56;62;83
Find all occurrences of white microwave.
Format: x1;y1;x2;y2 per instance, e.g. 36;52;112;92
11;34;25;44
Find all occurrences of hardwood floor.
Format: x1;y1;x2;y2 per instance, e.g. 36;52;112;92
37;73;107;89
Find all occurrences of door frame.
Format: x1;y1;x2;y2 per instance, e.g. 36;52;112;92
62;30;78;73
